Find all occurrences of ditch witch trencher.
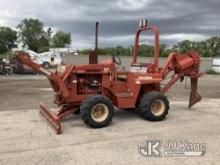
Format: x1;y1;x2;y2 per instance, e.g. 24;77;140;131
16;20;203;134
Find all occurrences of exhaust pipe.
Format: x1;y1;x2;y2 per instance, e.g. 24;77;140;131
89;21;99;64
95;21;99;51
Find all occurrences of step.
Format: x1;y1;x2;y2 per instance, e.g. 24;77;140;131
115;92;133;98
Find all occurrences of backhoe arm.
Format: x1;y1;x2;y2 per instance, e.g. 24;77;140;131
16;52;70;98
160;51;203;108
16;52;52;77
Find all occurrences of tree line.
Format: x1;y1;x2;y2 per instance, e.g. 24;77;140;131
80;37;220;57
0;18;219;58
0;18;71;56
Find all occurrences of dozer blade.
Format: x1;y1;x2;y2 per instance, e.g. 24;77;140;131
40;103;61;134
188;78;202;108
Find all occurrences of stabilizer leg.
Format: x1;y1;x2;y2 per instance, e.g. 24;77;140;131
188;78;201;108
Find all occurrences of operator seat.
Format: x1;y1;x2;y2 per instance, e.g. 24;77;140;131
117;73;128;81
117;63;153;81
130;63;149;73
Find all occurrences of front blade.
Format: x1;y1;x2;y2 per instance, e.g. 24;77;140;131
40;103;62;134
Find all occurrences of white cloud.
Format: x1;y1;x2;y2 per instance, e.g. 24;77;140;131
0;0;219;49
116;0;151;11
161;33;208;42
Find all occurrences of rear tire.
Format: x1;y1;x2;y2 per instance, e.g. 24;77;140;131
138;92;169;121
80;96;114;128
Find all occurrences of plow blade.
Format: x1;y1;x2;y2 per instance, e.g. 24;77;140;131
40;103;61;134
188;78;202;108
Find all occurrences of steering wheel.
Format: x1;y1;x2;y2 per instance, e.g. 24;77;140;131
112;51;121;65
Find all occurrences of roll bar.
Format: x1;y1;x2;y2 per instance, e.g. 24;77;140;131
133;25;160;71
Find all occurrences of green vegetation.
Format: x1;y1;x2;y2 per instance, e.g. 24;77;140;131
51;31;71;48
0;51;13;57
16;19;71;53
80;37;220;57
0;17;219;58
0;27;17;54
0;18;72;56
17;18;51;53
206;69;220;75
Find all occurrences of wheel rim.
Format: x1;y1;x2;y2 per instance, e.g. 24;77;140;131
91;103;109;122
151;99;165;116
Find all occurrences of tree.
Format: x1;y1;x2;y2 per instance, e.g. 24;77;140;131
206;37;220;57
175;40;193;53
79;36;220;58
159;44;169;57
138;44;154;57
17;18;51;52
51;31;71;48
0;27;17;54
195;41;208;57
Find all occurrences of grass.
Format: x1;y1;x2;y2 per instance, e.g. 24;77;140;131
206;69;220;75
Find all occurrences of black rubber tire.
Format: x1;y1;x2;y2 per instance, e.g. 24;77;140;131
73;108;80;115
80;95;114;128
42;62;50;68
138;92;169;121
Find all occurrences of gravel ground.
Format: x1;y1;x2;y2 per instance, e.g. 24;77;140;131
0;67;219;164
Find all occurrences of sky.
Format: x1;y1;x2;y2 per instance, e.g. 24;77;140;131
0;0;219;49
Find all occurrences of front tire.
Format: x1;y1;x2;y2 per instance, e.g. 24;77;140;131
138;92;169;121
80;96;114;128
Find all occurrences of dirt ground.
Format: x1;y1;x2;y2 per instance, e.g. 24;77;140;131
0;74;220;165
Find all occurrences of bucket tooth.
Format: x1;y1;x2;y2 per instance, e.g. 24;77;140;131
189;90;202;108
188;78;202;108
